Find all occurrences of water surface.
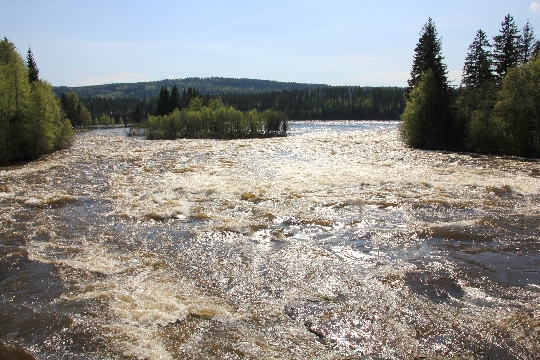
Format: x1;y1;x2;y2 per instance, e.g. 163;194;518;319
1;121;539;359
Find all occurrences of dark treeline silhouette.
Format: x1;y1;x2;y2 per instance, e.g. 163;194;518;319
401;15;540;157
78;85;406;123
80;96;151;125
220;86;405;120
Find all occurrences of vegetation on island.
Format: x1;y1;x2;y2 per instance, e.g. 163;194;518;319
0;38;73;164
142;87;288;140
402;16;540;157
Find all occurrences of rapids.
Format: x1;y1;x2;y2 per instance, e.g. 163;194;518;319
1;121;539;359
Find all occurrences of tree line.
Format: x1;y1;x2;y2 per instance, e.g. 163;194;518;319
220;86;405;120
75;85;406;124
0;38;73;164
401;15;540;157
53;77;330;99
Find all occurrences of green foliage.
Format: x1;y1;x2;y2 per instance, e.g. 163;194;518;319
404;15;540;158
77;86;405;123
520;20;537;63
462;30;493;88
220;86;406;120
456;84;501;153
0;38;73;164
492;57;540;156
401;70;453;148
81;96;149;124
155;86;170;116
408;18;448;90
26;47;39;83
168;84;180;113
60;91;92;127
401;19;455;150
53;77;330;99
97;114;113;126
493;14;521;78
145;98;288;140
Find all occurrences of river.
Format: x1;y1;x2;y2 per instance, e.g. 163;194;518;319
1;121;539;359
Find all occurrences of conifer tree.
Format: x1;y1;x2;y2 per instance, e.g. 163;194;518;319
520;20;537;63
168;85;180;113
402;18;455;149
0;38;73;163
408;18;448;90
493;14;521;78
462;29;493;87
26;47;39;83
155;86;170;116
532;40;540;60
132;103;144;123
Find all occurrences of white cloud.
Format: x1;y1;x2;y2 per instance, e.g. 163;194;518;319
530;2;540;13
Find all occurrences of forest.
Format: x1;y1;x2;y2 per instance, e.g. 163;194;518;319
53;77;329;99
75;85;406;125
0;38;73;164
401;15;540;157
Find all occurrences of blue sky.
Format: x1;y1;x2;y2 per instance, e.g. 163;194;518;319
2;0;539;87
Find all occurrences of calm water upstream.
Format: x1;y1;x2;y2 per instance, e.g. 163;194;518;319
1;121;539;359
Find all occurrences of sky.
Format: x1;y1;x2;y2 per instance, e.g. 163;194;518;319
2;0;540;87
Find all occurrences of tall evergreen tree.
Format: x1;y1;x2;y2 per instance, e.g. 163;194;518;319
462;29;493;87
168;84;180;113
155;86;170;116
132;103;144;123
493;14;521;78
520;20;537;63
26;47;39;83
402;19;455;149
408;18;448;90
532;40;540;60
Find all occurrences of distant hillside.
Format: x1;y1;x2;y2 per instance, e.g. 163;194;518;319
53;77;330;99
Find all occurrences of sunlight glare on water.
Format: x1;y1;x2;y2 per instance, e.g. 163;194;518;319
1;121;539;359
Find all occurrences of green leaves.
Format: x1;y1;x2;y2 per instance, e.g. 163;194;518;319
401;69;452;148
402;19;455;150
0;39;73;163
492;57;540;156
145;98;288;140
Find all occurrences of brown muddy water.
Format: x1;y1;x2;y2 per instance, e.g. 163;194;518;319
1;121;539;359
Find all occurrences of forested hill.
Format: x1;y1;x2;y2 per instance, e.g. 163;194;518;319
53;77;330;99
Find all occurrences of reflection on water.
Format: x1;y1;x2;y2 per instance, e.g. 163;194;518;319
1;121;539;359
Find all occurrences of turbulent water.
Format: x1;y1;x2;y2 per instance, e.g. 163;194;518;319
1;121;539;359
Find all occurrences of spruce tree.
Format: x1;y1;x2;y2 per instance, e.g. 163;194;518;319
26;47;39;83
520;20;537;63
408;18;448;90
155;86;170;116
168;85;180;113
132;103;144;123
402;18;455;149
493;14;521;78
462;30;493;87
532;40;540;60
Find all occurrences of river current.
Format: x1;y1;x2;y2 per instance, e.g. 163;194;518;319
1;121;539;359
